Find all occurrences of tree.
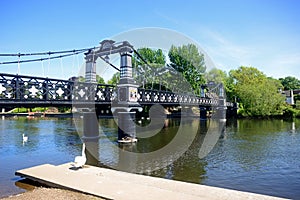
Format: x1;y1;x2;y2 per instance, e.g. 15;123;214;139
96;74;105;84
168;44;206;94
205;68;227;84
279;76;300;90
107;72;120;85
132;48;166;90
133;48;165;67
229;66;285;117
204;68;237;101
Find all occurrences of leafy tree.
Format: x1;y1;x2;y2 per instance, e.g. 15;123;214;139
230;66;285;117
205;68;227;84
107;72;120;85
224;74;236;102
204;68;238;101
279;76;300;90
132;48;166;90
168;44;206;94
133;48;165;66
96;74;105;84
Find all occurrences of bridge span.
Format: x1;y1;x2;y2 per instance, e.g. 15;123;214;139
0;40;237;143
0;73;233;109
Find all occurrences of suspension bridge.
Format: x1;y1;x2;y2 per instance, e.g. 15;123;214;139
0;40;236;141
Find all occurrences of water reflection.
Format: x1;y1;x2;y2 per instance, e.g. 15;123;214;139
0;117;299;199
204;119;300;199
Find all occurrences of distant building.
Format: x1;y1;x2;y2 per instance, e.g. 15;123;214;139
282;89;300;105
283;90;294;105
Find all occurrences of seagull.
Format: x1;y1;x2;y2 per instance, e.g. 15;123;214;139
73;143;86;168
22;134;28;143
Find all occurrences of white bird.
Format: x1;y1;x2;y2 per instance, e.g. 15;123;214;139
73;143;86;168
22;134;28;143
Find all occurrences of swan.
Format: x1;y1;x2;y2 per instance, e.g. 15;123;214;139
73;143;86;168
22;134;28;143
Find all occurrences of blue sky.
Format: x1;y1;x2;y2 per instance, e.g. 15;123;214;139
0;0;299;80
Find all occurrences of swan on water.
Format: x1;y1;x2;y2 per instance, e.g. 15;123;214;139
22;134;28;143
73;143;86;168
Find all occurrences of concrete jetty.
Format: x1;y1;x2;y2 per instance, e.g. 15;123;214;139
16;163;287;200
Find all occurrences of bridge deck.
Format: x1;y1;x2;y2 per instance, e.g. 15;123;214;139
16;163;286;200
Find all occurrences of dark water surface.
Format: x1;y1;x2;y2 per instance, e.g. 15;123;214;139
0;117;299;199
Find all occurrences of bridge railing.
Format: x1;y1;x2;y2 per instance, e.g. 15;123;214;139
137;88;220;106
0;73;71;102
0;73;115;104
0;73;233;107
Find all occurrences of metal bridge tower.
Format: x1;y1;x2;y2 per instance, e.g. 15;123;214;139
84;40;141;143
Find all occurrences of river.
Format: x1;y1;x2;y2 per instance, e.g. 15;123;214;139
0;116;299;199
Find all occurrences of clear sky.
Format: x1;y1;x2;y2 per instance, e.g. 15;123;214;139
0;0;299;80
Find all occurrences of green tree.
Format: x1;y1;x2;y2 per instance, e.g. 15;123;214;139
107;72;120;85
205;68;227;84
279;76;300;90
132;48;166;90
96;74;105;84
230;66;285;117
168;44;206;94
133;48;165;67
204;68;237;101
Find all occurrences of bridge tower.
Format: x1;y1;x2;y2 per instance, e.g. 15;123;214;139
84;40;141;143
112;43;142;142
215;83;227;121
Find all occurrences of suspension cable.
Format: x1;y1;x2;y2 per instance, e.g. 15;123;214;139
0;49;87;65
17;54;20;74
0;47;93;57
99;56;120;72
133;48;151;67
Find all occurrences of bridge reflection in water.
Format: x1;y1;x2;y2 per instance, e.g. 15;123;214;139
1;117;299;199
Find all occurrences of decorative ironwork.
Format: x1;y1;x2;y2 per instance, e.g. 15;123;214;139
0;73;233;107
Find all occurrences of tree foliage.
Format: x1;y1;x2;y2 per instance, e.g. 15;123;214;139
133;48;165;67
168;44;206;94
96;74;105;84
279;76;300;90
132;47;167;90
229;66;285;117
107;72;120;85
205;68;227;84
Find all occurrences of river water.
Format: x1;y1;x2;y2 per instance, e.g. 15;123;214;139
0;116;299;199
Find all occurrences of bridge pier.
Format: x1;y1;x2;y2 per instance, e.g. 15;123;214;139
117;111;136;141
214;100;227;122
199;107;207;120
226;102;238;118
81;110;100;165
214;83;227;121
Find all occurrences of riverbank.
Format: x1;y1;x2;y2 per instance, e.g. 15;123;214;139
1;187;104;200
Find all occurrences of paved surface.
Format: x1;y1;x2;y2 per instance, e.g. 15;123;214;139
16;163;287;200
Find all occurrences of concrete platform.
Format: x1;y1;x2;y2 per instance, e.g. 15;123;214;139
16;163;287;200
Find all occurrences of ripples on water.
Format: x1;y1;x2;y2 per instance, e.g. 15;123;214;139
0;117;299;199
